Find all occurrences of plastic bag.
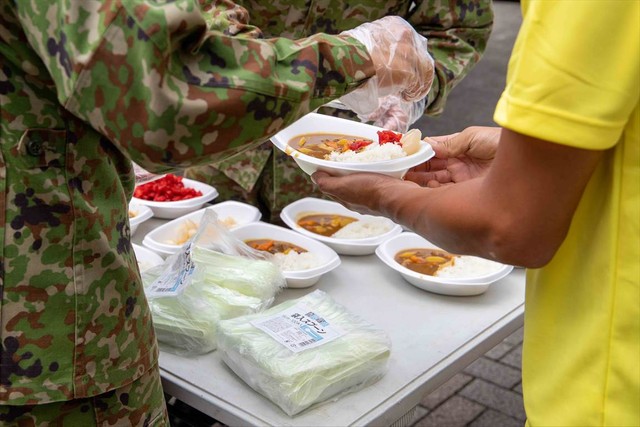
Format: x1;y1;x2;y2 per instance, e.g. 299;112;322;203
142;210;286;355
323;95;426;133
217;289;392;416
133;162;166;185
338;16;434;118
366;95;426;133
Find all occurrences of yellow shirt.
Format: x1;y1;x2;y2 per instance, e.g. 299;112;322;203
494;1;639;426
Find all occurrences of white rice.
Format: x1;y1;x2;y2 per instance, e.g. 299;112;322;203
436;256;503;278
272;251;322;271
328;142;406;163
331;217;393;239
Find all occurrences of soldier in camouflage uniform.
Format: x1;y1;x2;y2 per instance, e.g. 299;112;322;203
186;0;494;223
0;0;433;424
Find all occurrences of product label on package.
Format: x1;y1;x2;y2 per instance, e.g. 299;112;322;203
251;303;344;353
145;247;195;298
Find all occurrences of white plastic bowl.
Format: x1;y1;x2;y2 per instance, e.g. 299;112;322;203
375;233;514;296
128;202;153;236
142;202;262;256
280;197;402;256
270;112;434;178
231;222;340;288
132;243;164;273
132;177;219;219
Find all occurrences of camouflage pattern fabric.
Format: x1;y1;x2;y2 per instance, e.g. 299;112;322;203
0;0;374;406
0;363;168;425
185;0;494;222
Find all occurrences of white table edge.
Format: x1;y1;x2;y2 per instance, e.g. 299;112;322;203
159;304;524;427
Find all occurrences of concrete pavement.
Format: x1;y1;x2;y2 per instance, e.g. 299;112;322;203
408;328;525;426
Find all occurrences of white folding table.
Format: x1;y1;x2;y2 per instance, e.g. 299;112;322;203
134;218;525;426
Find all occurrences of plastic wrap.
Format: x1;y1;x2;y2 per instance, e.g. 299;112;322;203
217;289;392;416
322;95;426;133
142;210;286;355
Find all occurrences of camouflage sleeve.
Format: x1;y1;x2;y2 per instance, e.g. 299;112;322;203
408;0;494;115
13;0;374;172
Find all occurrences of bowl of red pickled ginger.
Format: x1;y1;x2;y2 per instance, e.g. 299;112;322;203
132;174;219;219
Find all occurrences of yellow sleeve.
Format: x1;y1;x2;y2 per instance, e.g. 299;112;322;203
494;0;639;149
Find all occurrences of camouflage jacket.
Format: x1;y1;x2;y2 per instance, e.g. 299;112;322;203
0;0;373;405
185;0;494;221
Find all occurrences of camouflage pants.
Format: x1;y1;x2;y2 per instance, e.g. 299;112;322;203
185;109;358;224
0;365;169;426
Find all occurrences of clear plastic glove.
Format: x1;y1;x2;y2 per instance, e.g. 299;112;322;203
365;95;426;132
339;16;434;118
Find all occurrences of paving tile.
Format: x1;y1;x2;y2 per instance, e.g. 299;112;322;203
463;357;521;389
459;379;526;421
504;327;524;346
513;382;523;395
501;344;523;369
469;409;524;427
414;396;485;427
420;373;474;409
484;342;515;360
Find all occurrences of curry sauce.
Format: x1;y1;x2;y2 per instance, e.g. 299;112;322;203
246;239;307;255
394;248;456;276
289;133;374;159
297;213;358;237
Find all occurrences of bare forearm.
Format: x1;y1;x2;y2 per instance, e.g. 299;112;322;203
377;130;603;267
376;177;514;263
314;130;602;268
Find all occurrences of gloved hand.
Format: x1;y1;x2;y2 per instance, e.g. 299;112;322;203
365;95;426;132
338;16;434;118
